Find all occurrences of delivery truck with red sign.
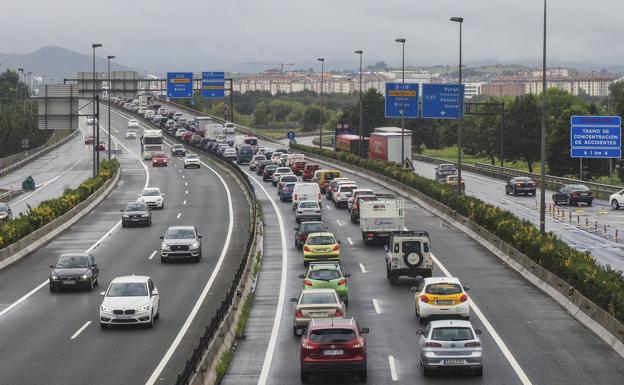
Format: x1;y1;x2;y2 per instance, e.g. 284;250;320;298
335;134;369;157
368;127;412;165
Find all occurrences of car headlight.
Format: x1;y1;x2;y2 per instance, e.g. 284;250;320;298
80;272;91;279
141;213;150;217
122;214;129;218
138;303;150;312
51;274;59;280
162;243;170;250
100;304;111;312
0;213;7;219
190;241;200;249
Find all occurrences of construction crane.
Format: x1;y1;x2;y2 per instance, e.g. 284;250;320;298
242;62;295;73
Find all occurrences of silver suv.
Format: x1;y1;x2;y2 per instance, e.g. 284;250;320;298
385;231;432;284
160;226;203;263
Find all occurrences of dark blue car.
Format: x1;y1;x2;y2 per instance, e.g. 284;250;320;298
279;182;296;202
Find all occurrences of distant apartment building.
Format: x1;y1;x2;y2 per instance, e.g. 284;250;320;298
524;79;613;97
464;82;483;99
481;82;525;97
234;72;389;95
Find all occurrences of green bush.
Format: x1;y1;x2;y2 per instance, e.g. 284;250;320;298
0;159;119;249
292;143;624;323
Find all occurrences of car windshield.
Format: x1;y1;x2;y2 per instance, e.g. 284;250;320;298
309;269;341;281
308;236;336;245
154;153;166;158
431;327;474;341
309;329;356;343
300;292;337;305
340;186;358;193
165;228;196;239
440;165;456;171
284;183;296;189
266;166;277;170
301;223;326;232
142;189;160;196
569;185;590;191
281;176;298;182
425;283;463;295
107;282;148;297
126;203;146;211
514;177;532;182
299;202;319;209
277;168;291;173
56;256;89;268
0;204;8;212
186;154;198;159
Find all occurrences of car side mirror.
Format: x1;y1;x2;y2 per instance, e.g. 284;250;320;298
475;329;483;335
159;236;164;239
463;286;470;291
410;286;417;292
49;264;55;268
151;288;159;296
416;330;424;335
197;235;202;239
298;274;305;279
344;273;351;278
137;194;141;197
99;291;106;297
384;245;389;252
120;209;124;212
293;227;298;230
337;240;342;244
290;297;298;303
161;193;166;197
361;327;370;334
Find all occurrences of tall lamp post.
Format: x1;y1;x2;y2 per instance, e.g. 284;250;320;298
539;0;547;236
450;17;464;194
355;50;364;158
317;58;325;150
92;43;102;177
225;77;234;124
107;55;115;160
395;38;406;165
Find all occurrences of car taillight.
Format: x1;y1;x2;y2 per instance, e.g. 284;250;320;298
295;310;304;318
351;338;364;349
425;342;442;347
317;193;321;200
464;341;481;347
300;234;307;240
303;246;311;252
338;278;346;285
303;279;313;287
420;295;429;303
460;294;468;302
332;244;340;251
516;183;522;186
301;339;313;350
335;309;344;317
294;194;298;200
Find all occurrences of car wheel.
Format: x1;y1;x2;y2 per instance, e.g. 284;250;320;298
423;367;433;377
513;188;517;196
100;323;108;330
358;370;367;382
419;315;428;325
293;326;300;337
344;298;349;307
300;369;310;383
474;367;483;377
505;187;509;195
147;316;154;328
148;219;152;226
155;309;160;320
611;200;620;209
49;285;55;293
161;256;168;263
121;222;126;228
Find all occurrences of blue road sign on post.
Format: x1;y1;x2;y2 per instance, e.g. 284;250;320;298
385;83;419;118
570;115;621;159
287;131;296;140
421;84;465;119
202;72;225;98
167;72;193;98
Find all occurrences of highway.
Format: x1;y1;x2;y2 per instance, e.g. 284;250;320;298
0;105;250;385
215;135;624;384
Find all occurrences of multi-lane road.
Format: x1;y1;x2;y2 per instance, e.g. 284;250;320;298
0;105;250;385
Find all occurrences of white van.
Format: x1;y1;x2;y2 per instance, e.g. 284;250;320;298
287;153;305;167
292;183;321;209
145;110;156;119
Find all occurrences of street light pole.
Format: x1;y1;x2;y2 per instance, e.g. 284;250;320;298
395;38;406;165
450;17;464;194
539;0;547;236
225;78;234;124
92;43;102;178
107;55;115;161
355;50;363;158
317;58;325;150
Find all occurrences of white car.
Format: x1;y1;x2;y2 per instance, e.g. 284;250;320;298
271;152;284;165
413;277;470;324
137;108;147;117
271;167;293;185
173;112;183;121
145;110;155;120
138;187;165;209
127;119;139;129
99;275;159;329
86;116;97;125
175;129;187;138
125;131;137;139
183;153;201;169
610;189;624;209
223;148;237;161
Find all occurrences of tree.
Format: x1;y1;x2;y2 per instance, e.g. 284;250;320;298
547;104;589;176
303;104;323;130
504;94;541;172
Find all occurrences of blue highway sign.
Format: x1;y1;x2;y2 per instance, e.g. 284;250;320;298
167;72;193;98
385;83;419;118
570;126;621;148
287;131;296;140
202;72;225;98
570;115;621;126
570;148;622;158
421;84;464;119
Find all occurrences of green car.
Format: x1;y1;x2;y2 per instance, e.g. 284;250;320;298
299;263;350;305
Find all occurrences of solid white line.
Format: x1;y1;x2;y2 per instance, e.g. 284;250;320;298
182;175;185;179
185;190;188;195
0;281;48;318
179;169;182;173
359;263;367;273
431;253;532;385
148;250;157;260
12;175;62;205
176;212;181;219
347;237;354;245
388;355;398;381
183;200;187;205
70;321;91;339
372;299;381;314
145;160;234;385
184;182;188;186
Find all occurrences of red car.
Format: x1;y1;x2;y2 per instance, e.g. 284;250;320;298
96;142;106;151
302;164;321;181
300;318;368;383
292;161;307;175
152;152;168;167
181;131;194;142
84;135;94;145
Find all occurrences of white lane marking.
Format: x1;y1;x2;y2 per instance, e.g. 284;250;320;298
325;205;332;210
247;172;289;385
176;212;181;219
0;281;48;318
148;250;157;260
179;170;181;173
336;219;345;226
185;190;188;195
388;355;398;381
372;299;381;314
183;200;187;205
70;321;91;339
12;175;62;205
359;263;367;273
347;237;354;245
145;159;234;385
182;175;185;179
184;182;188;186
431;253;532;385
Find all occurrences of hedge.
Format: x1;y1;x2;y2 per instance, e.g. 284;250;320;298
0;159;119;249
292;144;624;323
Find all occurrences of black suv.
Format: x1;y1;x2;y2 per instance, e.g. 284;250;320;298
49;253;99;291
121;202;151;227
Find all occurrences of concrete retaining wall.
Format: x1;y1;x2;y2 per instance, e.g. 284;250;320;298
0;168;120;270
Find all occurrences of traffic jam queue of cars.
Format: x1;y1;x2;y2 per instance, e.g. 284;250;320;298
251;152;484;382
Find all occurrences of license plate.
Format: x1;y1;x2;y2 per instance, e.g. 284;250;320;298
131;218;141;221
444;359;465;365
308;312;328;317
62;280;76;285
580;192;588;196
116;315;131;319
436;300;454;305
323;350;343;356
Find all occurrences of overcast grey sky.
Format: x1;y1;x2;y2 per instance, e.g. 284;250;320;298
2;0;623;72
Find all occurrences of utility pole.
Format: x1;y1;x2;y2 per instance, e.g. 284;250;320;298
450;17;464;194
107;55;116;161
317;58;325;150
92;43;102;177
355;50;364;158
539;0;547;236
395;38;406;165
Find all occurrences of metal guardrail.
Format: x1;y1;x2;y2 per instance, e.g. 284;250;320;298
412;154;622;196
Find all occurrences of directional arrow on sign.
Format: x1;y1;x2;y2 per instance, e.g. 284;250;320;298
440;110;446;116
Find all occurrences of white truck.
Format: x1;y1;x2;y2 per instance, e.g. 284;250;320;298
141;129;164;159
359;199;404;244
205;123;224;140
194;117;213;136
